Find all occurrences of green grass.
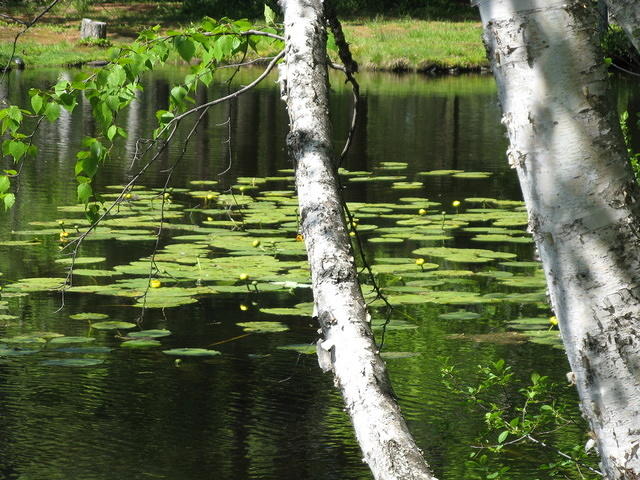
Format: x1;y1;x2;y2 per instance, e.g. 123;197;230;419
341;19;487;71
0;39;105;68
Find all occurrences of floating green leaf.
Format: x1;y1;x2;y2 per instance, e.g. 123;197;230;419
91;321;137;330
162;348;221;357
237;321;289;333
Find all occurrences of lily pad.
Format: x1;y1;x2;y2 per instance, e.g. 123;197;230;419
91;321;137;331
6;277;67;292
70;312;110;321
127;329;172;339
417;170;464;176
121;339;162;348
54;346;112;354
237;321;289;333
0;347;41;356
452;172;493;179
162;348;221;357
41;358;104;367
48;336;96;345
0;335;48;345
438;310;481;321
55;257;106;265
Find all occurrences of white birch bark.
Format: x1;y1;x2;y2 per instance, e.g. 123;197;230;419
604;0;640;53
476;1;640;478
277;1;436;479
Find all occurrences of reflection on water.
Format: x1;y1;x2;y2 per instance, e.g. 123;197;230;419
0;67;635;479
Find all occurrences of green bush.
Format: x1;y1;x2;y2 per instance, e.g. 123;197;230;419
602;25;640;69
180;0;475;20
181;0;278;19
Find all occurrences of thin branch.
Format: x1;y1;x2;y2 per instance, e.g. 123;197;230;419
173;50;284;122
525;435;602;476
0;13;27;26
202;29;284;42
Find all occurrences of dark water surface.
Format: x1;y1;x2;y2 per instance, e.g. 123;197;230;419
0;68;638;480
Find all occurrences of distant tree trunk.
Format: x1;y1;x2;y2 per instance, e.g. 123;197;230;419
80;18;106;40
604;0;640;53
477;1;640;478
277;1;436;479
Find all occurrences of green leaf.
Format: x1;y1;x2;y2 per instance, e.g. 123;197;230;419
107;65;126;87
4;140;28;162
85;203;100;223
213;35;235;62
0;176;9;194
44;102;61;123
3;193;15;210
531;372;540;385
77;182;93;204
175;36;196;62
497;430;509;443
264;4;276;25
107;125;117;141
58;92;77;112
31;94;44;114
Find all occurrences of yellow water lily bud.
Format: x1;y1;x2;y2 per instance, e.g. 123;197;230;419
239;304;249;311
415;258;425;266
418;208;427;216
150;279;162;288
125;193;132;199
349;231;356;237
163;192;170;198
206;194;214;200
252;239;261;247
295;234;304;242
549;316;558;326
206;216;213;221
452;200;461;207
239;273;249;281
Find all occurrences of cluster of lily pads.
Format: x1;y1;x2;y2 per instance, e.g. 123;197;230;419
0;164;562;366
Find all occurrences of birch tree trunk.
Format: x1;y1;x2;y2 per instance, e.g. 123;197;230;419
277;1;436;479
604;0;640;53
477;1;640;478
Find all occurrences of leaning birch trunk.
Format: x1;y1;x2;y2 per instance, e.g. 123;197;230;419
477;1;640;478
604;0;640;53
277;1;436;479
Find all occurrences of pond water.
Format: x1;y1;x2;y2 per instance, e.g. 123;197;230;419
0;68;638;480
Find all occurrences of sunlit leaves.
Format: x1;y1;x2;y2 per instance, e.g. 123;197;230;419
264;4;277;25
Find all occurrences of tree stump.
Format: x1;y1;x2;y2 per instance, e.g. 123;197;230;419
80;19;107;40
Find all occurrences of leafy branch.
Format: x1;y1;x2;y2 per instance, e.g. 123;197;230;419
440;358;601;479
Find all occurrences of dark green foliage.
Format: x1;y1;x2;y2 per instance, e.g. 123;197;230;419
330;0;475;19
602;25;640;71
179;0;474;20
181;0;279;19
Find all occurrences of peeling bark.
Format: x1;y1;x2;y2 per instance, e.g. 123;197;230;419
277;1;436;479
604;0;640;54
477;1;640;478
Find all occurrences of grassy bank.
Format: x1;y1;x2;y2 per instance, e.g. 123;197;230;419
343;19;486;72
0;2;487;71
